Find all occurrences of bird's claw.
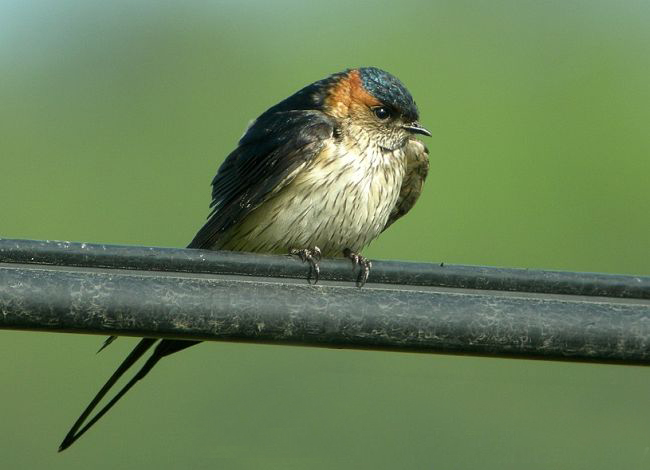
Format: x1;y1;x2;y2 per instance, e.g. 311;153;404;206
343;248;372;287
290;246;322;284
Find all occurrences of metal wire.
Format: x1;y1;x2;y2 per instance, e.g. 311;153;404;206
1;238;649;365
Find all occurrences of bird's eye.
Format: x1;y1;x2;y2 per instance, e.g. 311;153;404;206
373;106;392;120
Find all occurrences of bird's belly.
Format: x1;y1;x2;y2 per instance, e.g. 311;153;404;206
219;147;406;256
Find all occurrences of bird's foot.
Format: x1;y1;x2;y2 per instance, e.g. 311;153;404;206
343;248;372;287
290;246;322;284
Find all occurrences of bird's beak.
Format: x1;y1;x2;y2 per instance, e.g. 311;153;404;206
402;122;432;137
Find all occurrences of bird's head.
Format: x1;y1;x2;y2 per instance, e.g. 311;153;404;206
321;67;431;150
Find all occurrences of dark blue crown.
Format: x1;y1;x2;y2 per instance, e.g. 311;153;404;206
358;67;419;122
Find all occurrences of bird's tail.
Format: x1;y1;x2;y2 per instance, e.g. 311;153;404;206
96;335;117;354
58;338;199;451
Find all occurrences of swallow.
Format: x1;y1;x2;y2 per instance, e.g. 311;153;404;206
58;66;431;451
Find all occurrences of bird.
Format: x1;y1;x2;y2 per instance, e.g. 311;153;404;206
58;66;431;451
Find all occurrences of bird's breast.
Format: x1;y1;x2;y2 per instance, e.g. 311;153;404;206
219;139;407;256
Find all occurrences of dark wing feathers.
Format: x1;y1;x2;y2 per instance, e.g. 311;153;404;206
383;140;429;231
61;109;336;451
189;110;335;249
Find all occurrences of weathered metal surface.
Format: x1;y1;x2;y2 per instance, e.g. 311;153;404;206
1;239;649;365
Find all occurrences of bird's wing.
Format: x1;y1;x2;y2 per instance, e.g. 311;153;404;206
382;139;430;231
189;109;336;249
60;109;336;451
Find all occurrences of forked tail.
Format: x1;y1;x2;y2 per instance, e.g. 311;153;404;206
58;338;199;451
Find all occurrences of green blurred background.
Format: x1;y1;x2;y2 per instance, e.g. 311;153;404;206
1;0;649;468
